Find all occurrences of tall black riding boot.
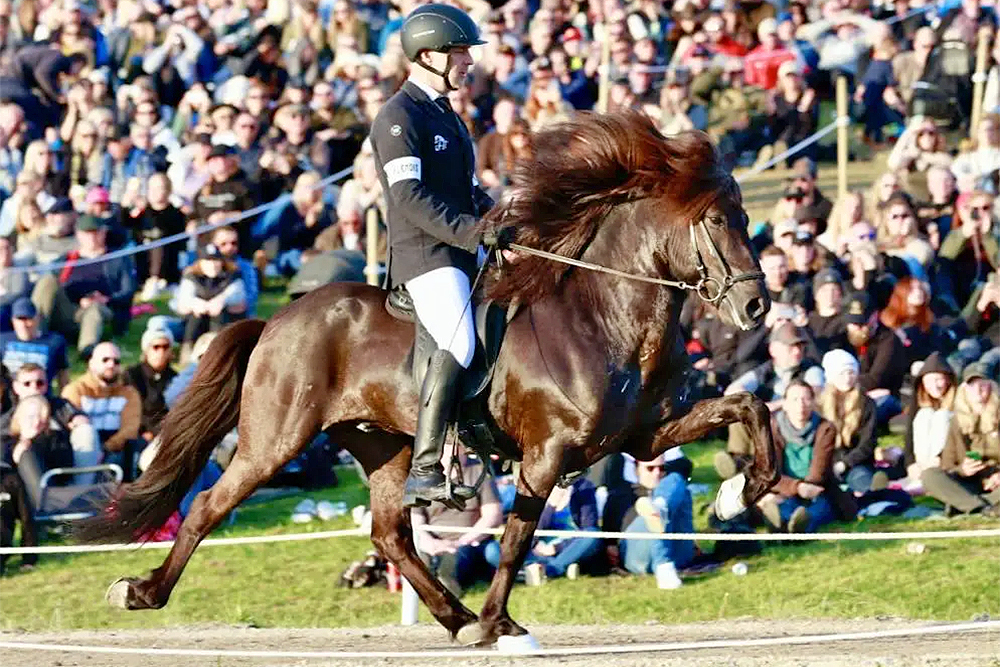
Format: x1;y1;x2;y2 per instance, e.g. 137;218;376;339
402;350;469;508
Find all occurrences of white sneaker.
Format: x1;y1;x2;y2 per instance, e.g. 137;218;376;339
524;563;545;586
566;563;579;580
655;561;683;589
291;499;316;524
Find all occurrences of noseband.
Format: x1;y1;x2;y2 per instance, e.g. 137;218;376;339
506;218;764;305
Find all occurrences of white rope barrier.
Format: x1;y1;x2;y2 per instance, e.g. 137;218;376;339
0;620;996;659
3;523;997;556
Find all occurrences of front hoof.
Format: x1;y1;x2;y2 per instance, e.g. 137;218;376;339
496;634;542;654
455;621;488;646
105;577;134;609
714;473;747;521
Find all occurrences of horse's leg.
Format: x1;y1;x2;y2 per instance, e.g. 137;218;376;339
338;427;479;638
108;410;322;610
471;443;563;646
637;392;779;515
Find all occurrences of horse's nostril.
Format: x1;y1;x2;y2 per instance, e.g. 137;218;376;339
745;297;765;321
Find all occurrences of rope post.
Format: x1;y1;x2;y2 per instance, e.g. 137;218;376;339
970;26;992;142
596;25;612;114
836;75;849;201
365;206;380;287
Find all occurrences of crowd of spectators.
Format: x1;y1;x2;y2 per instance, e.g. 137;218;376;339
1;0;999;578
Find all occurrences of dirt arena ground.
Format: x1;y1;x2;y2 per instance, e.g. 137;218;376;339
2;618;997;667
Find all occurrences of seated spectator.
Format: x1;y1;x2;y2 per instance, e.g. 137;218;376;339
0;297;70;391
760;61;817;167
843;292;907;424
0;236;32;331
958;273;1000;358
903;353;957;490
920;364;1000;517
949;114;1000;192
411;448;502;598
0;394;75;574
659;67;707;135
818;190;867;257
880;277;955;366
1;362;101;483
875;192;934;279
61;341;142;479
485;476;600;581
212;226;259;317
126;173;187;299
887;118;952;196
19;197;77;265
759;245;810;310
125;327;177;443
939;190;998;313
251;170;333;277
50;214;137;355
808;268;848;355
756;379;839;533
175;243;247;360
818;350;882;495
785;158;833;228
916;165;957;253
617;449;695;587
191;144;255;251
721;322;824;475
164;332;218;411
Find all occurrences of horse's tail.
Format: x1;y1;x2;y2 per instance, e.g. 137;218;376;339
75;319;267;544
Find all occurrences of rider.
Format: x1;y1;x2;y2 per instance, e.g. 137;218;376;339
370;4;503;507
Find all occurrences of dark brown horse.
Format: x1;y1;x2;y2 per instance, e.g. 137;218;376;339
78;112;778;647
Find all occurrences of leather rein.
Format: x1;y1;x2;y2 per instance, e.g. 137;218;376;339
506;218;764;305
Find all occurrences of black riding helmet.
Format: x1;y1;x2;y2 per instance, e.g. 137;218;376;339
401;4;485;90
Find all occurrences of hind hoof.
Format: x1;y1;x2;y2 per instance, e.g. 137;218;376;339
455;621;488;646
105;578;132;609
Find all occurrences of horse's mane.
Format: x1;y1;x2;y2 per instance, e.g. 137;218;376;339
483;111;734;305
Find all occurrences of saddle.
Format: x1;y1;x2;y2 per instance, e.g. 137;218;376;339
386;286;517;460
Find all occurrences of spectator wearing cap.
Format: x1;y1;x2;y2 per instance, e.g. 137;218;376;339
125;327;177;442
921;363;1000;517
126;172;186;297
809;268;849;354
843;292;907;425
0;297;69;390
787;228;823;292
61;340;143;479
51;214;136;353
757;60;817;169
192;143;255;252
755;379;840;533
787;158;832;228
902;352;957;491
174;242;247;359
659;67;707;136
743;17;799;92
722;322;824;470
818;349;883;495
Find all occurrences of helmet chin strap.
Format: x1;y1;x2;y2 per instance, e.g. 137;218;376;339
416;51;458;92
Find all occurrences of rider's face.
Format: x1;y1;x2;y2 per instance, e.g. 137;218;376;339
424;47;474;89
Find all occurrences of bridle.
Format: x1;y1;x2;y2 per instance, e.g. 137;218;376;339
506;217;764;305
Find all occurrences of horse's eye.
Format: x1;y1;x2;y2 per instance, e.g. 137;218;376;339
709;215;727;226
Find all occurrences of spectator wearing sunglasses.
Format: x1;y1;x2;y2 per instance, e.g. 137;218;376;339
125;327;177;443
61;341;142;478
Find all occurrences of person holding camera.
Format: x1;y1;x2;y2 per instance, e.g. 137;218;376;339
939;190;999;312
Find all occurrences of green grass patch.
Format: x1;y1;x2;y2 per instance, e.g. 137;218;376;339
1;443;997;632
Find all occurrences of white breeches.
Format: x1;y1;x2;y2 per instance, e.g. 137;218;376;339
405;266;475;369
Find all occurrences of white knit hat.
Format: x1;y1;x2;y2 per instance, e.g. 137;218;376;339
141;326;175;351
822;349;859;378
